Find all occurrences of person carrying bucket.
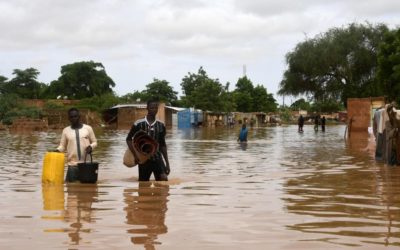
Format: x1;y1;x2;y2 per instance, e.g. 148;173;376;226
126;99;171;181
55;108;98;182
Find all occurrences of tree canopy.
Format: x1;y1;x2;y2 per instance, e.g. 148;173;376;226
377;27;400;104
1;68;46;99
45;61;115;99
278;23;389;107
180;67;234;111
234;76;277;112
143;78;178;105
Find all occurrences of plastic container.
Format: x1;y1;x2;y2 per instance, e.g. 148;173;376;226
78;153;99;183
42;152;65;184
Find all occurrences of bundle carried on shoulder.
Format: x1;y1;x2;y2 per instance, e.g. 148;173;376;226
123;130;159;167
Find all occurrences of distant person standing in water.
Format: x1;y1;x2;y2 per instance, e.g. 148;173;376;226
321;116;326;132
56;108;97;182
298;115;304;132
314;115;320;131
237;124;248;142
126;99;170;181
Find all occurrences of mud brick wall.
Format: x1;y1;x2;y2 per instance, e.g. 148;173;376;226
347;98;371;132
118;108;147;130
46;109;101;129
117;104;166;130
165;108;173;127
10;118;48;131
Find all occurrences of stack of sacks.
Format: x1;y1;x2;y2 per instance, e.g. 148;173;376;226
133;130;159;164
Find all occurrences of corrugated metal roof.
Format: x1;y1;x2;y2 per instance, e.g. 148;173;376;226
110;104;186;111
165;106;186;111
109;104;147;109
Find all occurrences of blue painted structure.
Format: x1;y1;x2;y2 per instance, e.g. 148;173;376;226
177;108;203;128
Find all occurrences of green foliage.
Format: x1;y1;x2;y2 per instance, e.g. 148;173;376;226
3;68;46;99
290;98;311;111
377;28;400;104
44;100;65;110
253;85;278;112
46;61;115;99
310;99;345;113
143;78;178;104
0;94;21;121
278;107;292;122
233;76;278;112
120;91;147;104
77;93;121;111
181;66;209;97
1;104;43;125
180;67;234;111
0;75;8;94
279;22;388;106
190;78;225;111
234;76;254;112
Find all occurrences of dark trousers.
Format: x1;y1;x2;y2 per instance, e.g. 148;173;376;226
65;166;80;183
138;158;168;181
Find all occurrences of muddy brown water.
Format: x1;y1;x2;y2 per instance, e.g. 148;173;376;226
0;125;399;249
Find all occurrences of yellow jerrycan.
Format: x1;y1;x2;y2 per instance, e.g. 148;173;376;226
42;152;65;184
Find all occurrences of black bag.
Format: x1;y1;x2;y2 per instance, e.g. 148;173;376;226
77;153;99;183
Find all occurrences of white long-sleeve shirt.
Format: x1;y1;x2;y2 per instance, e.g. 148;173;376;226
57;124;97;166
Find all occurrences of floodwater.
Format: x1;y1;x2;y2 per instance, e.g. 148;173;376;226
0;125;399;250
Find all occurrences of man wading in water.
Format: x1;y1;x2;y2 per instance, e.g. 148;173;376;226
126;99;171;181
237;123;248;143
56;108;98;182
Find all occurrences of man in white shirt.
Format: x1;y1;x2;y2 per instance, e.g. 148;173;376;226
56;108;98;182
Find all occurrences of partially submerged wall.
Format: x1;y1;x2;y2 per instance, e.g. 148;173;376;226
347;97;385;132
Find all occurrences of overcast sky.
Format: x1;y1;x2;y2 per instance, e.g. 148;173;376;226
1;0;400;104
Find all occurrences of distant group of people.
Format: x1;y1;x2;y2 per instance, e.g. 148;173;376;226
55;99;171;183
298;115;326;133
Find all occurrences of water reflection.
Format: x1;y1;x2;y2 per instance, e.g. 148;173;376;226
124;182;169;249
4;126;400;249
42;184;64;211
283;132;400;247
239;142;248;151
64;184;99;246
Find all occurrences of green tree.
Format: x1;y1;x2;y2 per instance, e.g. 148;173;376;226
311;100;345;113
77;92;121;111
233;76;277;112
6;68;46;98
279;22;388;107
0;93;21;121
180;67;230;111
0;75;8;94
290;98;311;111
190;78;226;111
234;76;254;112
219;82;236;113
120;91;147;103
252;85;278;112
181;66;209;97
46;61;115;99
377;28;400;104
144;78;178;104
